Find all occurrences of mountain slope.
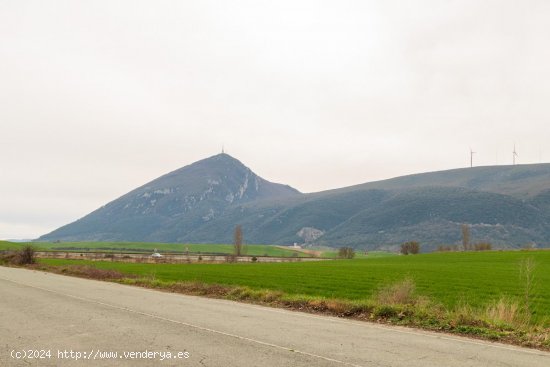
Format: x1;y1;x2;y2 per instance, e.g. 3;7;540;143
182;185;548;250
319;187;548;250
39;154;300;242
336;164;550;198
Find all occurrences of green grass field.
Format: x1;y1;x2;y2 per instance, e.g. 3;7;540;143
41;250;550;324
0;241;23;250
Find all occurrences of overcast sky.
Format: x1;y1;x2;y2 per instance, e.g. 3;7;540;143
1;0;549;239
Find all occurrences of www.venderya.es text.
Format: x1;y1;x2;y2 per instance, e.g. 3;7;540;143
10;349;190;361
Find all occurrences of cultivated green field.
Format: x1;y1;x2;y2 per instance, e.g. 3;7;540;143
20;242;310;257
41;250;550;324
0;241;23;250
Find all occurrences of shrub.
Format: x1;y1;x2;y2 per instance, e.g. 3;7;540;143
376;278;417;306
338;247;355;259
0;245;36;265
374;305;399;318
437;245;458;252
1;246;37;265
400;241;420;255
19;245;36;264
474;243;492;251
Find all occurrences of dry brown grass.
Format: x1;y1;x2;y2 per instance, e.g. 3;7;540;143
0;251;18;265
452;303;486;327
325;299;352;314
31;264;132;280
484;297;526;327
169;281;233;297
375;278;417;305
258;290;285;302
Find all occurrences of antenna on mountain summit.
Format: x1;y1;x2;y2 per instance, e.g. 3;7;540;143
513;144;518;165
470;148;475;168
222;145;225;154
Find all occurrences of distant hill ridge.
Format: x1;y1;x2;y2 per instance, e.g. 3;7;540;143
39;154;550;250
345;164;550;197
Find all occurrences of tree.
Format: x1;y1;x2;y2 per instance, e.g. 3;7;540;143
338;247;355;259
401;241;420;255
408;241;420;254
233;225;243;256
461;224;470;251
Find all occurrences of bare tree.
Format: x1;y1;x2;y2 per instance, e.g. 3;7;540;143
401;241;420;255
461;224;470;251
18;245;36;265
233;225;243;256
408;241;420;254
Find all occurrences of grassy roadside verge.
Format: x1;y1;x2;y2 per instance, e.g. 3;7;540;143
14;259;550;352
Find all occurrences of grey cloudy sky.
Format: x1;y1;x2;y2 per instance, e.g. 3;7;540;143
1;0;549;239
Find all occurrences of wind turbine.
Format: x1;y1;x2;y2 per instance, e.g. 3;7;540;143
470;148;475;168
513;144;518;165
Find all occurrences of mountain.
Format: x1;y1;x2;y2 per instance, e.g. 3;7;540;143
39;154;300;242
39;155;550;251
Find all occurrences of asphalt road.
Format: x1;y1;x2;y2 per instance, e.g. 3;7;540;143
0;266;548;366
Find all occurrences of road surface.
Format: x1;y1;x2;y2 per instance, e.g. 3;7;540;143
0;266;548;366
